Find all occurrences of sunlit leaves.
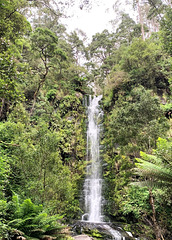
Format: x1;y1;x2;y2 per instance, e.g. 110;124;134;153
0;0;31;41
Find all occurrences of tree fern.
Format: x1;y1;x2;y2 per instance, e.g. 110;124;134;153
135;158;172;187
132;138;172;240
133;138;172;189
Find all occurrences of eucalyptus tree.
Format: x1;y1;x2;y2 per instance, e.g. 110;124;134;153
29;27;67;115
86;30;116;90
115;13;142;45
135;0;146;40
27;0;60;14
146;0;167;20
67;30;86;65
132;0;164;39
32;7;65;37
88;30;115;64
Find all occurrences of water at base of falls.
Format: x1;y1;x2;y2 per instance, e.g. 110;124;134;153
103;224;135;240
77;221;139;240
103;225;126;239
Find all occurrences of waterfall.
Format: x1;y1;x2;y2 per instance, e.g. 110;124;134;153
83;95;103;223
81;95;139;240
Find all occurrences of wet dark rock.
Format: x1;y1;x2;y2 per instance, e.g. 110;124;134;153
72;221;135;239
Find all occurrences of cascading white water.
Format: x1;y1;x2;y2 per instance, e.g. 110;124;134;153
81;95;139;240
83;95;103;223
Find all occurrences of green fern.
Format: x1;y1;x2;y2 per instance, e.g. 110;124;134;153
133;138;172;189
2;197;63;239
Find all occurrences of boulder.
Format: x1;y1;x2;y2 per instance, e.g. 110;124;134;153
73;235;93;240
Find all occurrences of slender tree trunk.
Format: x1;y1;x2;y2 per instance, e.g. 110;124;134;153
149;188;162;240
30;80;43;116
0;98;5;119
30;65;49;116
42;169;46;203
137;0;145;41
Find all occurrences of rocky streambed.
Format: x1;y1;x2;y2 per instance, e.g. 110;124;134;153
71;221;139;240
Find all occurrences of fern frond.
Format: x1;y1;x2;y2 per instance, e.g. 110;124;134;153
132;179;172;189
30;228;45;233
135;160;172;184
8;218;23;227
134;141;172;190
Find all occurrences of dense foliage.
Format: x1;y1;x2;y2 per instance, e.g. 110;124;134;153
100;6;172;240
0;1;172;240
0;1;89;239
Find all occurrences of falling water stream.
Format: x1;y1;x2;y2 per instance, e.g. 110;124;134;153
82;95;139;240
83;95;103;222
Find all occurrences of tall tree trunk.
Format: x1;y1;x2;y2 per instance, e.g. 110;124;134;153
0;98;5;120
42;169;46;204
30;65;48;116
149;188;162;240
137;0;145;41
30;80;42;117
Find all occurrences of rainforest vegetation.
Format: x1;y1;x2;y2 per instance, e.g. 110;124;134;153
0;0;172;239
